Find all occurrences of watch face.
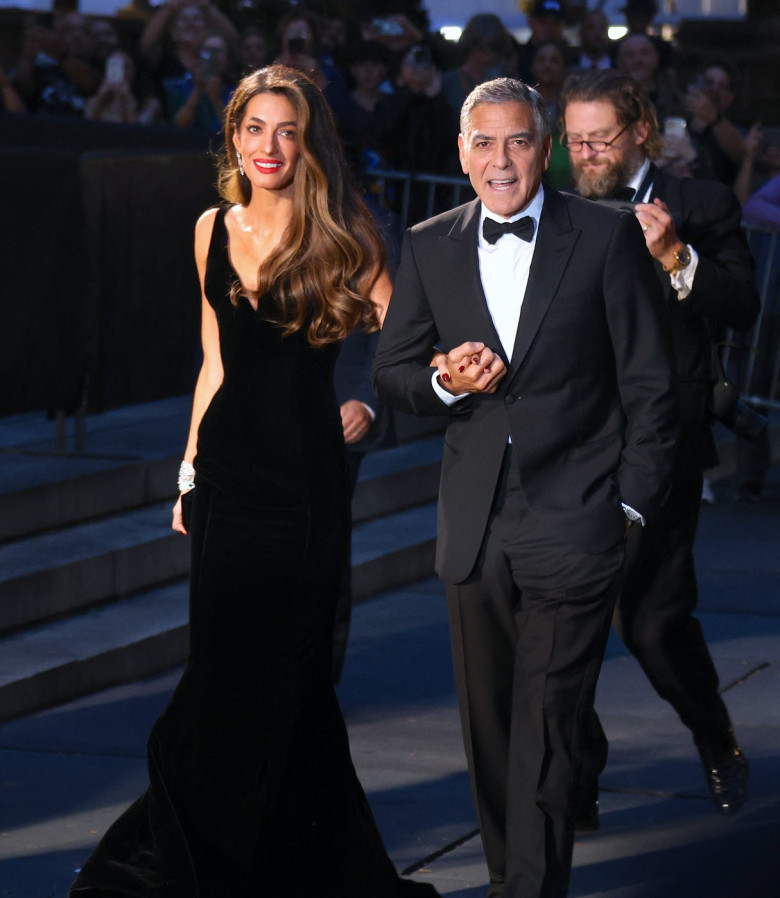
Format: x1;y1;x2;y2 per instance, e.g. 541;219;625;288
676;246;691;267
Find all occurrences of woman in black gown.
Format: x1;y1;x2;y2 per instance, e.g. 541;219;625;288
70;65;439;898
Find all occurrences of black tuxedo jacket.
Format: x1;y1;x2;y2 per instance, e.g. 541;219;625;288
373;188;678;584
647;168;759;474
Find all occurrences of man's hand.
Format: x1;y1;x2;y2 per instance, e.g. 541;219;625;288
434;342;507;395
635;198;686;271
340;399;372;444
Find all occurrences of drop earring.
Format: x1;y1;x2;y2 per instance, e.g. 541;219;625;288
237;152;244;177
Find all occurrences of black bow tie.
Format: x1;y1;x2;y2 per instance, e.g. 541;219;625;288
483;216;535;245
608;186;635;201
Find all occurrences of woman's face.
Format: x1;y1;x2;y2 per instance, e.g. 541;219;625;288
233;92;301;195
531;45;565;86
173;5;206;45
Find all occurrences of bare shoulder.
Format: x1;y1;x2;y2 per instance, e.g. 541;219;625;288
194;206;225;264
195;205;221;240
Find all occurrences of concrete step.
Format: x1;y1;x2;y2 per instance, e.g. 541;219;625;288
0;397;191;542
0;502;438;722
0;435;442;636
0;402;443;541
0;502;190;633
0;579;190;723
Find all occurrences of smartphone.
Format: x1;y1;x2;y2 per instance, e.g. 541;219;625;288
664;116;687;140
199;47;215;80
105;54;125;84
370;17;404;37
287;37;307;55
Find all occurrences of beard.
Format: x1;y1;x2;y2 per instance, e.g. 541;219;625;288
571;150;643;199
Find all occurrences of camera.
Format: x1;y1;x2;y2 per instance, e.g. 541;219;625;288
199;47;216;80
711;377;768;442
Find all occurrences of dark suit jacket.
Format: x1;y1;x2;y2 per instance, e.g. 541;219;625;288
648;168;760;475
373;188;677;584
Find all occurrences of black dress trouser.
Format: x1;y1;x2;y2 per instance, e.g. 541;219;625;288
582;466;736;789
447;448;623;898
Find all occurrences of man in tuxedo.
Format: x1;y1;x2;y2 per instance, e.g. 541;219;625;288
373;77;677;898
560;69;759;824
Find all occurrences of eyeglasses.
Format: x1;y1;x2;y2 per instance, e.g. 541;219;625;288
562;120;636;153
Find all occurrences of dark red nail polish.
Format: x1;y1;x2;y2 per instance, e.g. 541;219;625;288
458;365;465;373
442;373;451;383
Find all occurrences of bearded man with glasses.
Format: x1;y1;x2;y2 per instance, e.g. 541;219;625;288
561;69;759;828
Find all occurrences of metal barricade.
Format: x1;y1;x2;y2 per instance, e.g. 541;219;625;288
723;226;780;412
363;169;472;231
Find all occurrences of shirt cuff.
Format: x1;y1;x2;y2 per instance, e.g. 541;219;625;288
431;370;470;406
622;502;645;527
669;244;698;300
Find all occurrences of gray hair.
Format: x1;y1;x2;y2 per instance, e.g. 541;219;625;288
460;77;550;144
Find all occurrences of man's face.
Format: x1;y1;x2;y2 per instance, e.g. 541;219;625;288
616;35;658;82
564;100;647;198
529;14;563;44
350;58;388;92
579;11;609;56
459;101;550;219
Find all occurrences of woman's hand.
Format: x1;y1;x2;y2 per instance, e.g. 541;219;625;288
434;342;507;395
172;493;188;535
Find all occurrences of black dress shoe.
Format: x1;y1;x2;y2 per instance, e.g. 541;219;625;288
697;742;749;815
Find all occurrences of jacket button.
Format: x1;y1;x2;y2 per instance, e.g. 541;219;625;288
505;394;519;404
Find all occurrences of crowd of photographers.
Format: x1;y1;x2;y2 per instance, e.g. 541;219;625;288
1;0;778;198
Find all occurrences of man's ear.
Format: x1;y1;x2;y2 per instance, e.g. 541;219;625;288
458;133;469;175
634;118;650;147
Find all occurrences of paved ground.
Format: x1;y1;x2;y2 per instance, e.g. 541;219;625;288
0;449;778;897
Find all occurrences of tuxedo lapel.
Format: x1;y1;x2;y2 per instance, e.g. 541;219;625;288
438;199;505;359
508;189;580;379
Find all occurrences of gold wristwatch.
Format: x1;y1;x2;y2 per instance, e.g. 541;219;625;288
663;244;692;274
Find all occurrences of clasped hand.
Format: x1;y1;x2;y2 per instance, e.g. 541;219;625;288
434;342;507;395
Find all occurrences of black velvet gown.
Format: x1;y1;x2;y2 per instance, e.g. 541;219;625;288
70;207;439;898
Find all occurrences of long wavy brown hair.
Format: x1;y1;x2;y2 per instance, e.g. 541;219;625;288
218;65;385;346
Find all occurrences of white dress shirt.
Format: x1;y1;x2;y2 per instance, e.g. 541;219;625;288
432;189;545;406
